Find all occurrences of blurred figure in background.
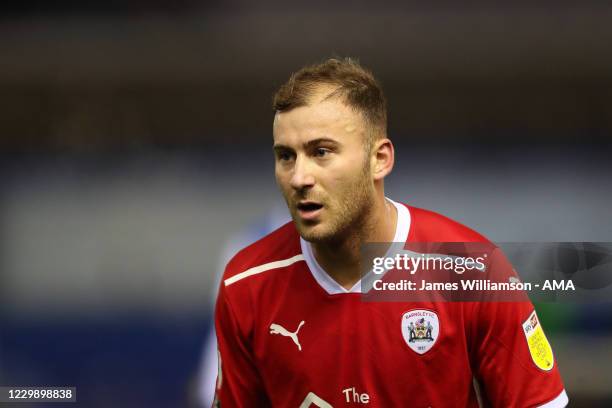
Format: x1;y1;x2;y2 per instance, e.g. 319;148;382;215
195;206;289;407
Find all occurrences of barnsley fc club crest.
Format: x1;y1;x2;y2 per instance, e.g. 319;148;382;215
401;309;440;354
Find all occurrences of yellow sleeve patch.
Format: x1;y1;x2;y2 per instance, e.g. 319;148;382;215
522;310;554;371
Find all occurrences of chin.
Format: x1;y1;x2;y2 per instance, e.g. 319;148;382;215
295;222;333;243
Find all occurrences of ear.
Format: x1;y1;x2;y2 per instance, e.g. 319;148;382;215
371;137;394;181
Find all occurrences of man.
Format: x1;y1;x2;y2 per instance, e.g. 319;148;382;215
214;58;568;407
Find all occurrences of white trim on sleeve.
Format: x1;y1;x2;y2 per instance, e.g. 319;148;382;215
224;254;305;286
536;389;568;408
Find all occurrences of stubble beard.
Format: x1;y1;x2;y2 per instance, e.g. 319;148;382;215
291;163;375;245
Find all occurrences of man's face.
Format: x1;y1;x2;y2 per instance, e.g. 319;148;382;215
273;94;375;243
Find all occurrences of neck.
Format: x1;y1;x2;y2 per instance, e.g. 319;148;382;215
311;194;397;290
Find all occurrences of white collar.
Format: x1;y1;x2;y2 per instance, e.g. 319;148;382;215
300;198;411;295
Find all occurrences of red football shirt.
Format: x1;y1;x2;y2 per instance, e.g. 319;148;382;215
214;200;568;407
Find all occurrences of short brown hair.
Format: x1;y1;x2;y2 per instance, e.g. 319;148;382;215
273;57;387;143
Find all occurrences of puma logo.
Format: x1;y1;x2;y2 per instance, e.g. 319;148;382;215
269;321;305;351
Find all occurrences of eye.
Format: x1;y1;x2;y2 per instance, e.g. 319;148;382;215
314;147;331;157
276;150;295;162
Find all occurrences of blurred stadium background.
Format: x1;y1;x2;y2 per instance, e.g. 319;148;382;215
1;1;611;407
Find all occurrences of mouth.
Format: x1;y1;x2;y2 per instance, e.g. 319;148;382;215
296;201;324;220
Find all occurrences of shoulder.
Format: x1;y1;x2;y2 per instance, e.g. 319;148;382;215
404;204;490;243
222;221;303;287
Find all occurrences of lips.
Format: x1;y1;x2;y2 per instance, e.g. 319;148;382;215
296;201;323;220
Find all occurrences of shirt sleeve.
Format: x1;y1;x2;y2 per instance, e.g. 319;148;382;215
213;282;270;407
469;247;569;408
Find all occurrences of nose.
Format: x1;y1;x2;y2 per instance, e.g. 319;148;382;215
290;155;315;191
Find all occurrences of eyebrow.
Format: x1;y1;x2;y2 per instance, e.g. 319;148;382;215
273;138;340;152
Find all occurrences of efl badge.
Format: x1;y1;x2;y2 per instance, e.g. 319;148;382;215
401;309;440;354
522;310;554;371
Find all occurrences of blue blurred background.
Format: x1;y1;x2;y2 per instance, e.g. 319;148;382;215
1;1;611;407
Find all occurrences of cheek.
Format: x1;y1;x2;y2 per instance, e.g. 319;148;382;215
333;157;367;185
324;169;362;203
